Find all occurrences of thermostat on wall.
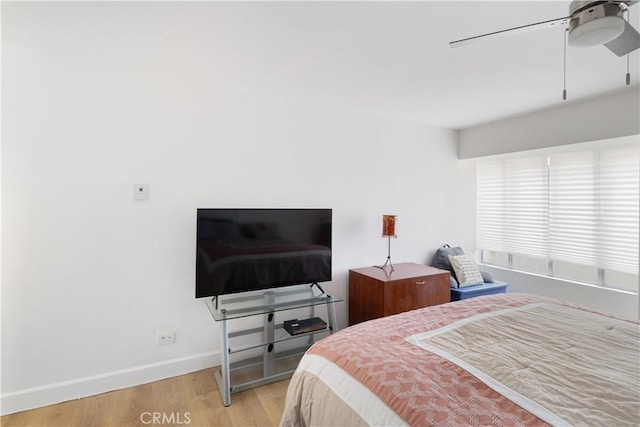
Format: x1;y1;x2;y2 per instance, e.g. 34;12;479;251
133;183;148;201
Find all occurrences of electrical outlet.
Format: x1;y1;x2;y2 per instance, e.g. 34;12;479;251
156;330;175;345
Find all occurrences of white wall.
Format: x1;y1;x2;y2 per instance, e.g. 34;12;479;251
458;87;640;158
1;3;475;414
482;266;638;320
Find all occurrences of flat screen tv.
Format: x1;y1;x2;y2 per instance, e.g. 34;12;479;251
196;208;332;299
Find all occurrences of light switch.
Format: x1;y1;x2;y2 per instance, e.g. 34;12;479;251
133;183;148;201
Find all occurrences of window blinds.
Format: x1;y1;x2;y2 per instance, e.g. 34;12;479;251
598;146;640;273
548;150;599;268
477;160;507;253
505;156;549;258
476;157;548;258
477;142;639;275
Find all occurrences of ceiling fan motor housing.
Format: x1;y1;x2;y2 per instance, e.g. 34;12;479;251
568;1;626;47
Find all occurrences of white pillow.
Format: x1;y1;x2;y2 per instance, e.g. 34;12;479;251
448;254;484;287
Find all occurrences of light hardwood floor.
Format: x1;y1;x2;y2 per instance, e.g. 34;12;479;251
1;368;290;427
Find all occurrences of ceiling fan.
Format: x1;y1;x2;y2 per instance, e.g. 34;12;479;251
450;0;639;56
449;1;639;99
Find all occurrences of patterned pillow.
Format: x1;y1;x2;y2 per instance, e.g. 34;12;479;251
448;255;484;287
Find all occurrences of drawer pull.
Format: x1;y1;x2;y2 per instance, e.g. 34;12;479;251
415;280;426;285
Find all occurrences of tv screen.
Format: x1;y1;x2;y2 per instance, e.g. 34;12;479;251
196;208;332;299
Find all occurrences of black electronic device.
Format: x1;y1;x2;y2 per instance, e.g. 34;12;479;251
196;208;332;299
283;317;328;336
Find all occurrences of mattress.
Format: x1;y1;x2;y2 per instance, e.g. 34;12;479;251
280;293;639;427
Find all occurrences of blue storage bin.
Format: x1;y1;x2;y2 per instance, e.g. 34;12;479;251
450;282;508;301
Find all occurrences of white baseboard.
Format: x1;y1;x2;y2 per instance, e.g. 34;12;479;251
1;351;221;416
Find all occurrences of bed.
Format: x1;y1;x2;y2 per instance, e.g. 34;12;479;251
280;293;639;427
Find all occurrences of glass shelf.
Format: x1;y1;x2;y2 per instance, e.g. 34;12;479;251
204;284;342;321
228;324;330;354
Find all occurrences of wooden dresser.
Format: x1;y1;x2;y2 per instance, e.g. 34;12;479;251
348;262;450;326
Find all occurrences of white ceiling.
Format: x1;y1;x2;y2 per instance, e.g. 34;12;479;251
4;1;640;129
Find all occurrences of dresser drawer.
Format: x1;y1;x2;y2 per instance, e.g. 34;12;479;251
383;274;449;316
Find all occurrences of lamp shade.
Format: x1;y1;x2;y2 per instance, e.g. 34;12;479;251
382;215;397;238
568;16;625;47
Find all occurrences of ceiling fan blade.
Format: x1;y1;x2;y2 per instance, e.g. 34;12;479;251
604;20;640;56
450;16;570;48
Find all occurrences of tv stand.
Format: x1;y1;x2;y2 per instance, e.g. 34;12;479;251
204;285;341;406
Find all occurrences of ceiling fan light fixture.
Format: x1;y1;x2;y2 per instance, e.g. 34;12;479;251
568;15;625;47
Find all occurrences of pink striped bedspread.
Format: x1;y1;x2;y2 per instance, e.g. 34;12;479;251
280;293;639;427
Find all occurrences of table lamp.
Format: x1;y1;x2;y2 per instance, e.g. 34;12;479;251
377;214;397;272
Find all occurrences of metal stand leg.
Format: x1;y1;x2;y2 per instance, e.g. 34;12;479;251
308;301;316;346
263;292;275;377
326;295;338;334
214;314;232;407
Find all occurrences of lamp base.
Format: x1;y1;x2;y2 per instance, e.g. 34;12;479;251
375;235;395;272
375;256;394;273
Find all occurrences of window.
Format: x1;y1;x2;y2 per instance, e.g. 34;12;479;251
477;142;639;292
